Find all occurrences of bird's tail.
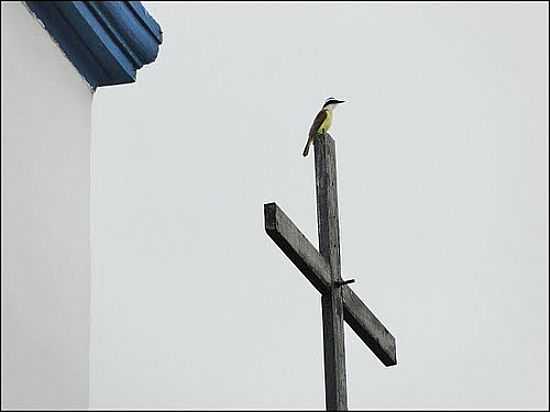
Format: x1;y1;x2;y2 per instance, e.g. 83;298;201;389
302;136;312;157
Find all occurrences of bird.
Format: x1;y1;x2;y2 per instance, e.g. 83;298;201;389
302;97;345;157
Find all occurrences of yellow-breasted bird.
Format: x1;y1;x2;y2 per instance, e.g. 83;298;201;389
302;97;345;157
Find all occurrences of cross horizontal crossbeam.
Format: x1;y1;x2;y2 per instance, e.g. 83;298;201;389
264;202;397;367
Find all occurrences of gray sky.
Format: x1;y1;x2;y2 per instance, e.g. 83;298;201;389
90;2;548;409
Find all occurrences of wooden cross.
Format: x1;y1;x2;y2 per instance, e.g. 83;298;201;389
264;133;397;410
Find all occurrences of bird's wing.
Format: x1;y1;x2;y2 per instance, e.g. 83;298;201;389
308;110;327;139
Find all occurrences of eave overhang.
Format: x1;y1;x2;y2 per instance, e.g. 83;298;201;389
25;1;163;89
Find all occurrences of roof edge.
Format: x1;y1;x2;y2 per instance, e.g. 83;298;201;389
25;1;163;90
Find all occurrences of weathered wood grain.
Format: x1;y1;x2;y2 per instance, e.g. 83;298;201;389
315;133;348;411
315;134;341;275
264;202;331;294
342;286;397;366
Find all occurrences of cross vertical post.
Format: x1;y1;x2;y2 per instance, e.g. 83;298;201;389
315;134;347;410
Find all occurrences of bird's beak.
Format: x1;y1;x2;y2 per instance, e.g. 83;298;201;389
336;100;345;104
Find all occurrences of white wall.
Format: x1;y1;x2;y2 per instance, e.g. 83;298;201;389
1;2;93;409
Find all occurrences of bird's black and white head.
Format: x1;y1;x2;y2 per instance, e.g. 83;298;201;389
322;97;345;111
